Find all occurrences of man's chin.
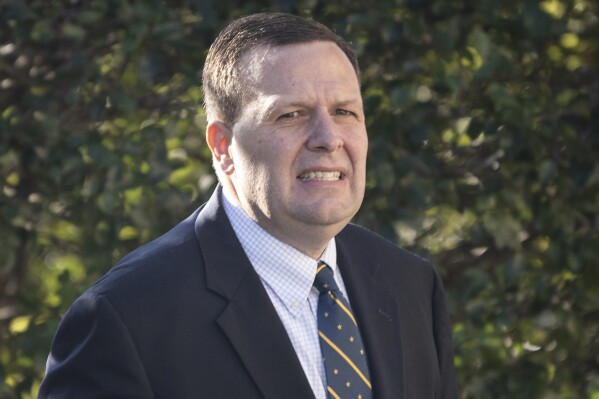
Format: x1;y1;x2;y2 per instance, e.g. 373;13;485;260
295;207;357;229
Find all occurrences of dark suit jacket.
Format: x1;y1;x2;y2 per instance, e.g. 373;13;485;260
39;186;459;398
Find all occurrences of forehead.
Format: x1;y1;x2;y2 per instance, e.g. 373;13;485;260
238;41;360;97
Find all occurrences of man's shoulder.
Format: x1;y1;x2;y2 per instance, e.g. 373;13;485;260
338;223;435;274
87;206;205;299
338;223;392;246
339;223;426;257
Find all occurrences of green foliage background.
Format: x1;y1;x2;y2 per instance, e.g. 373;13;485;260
1;0;597;397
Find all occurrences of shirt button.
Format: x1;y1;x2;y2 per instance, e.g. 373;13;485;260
290;301;299;310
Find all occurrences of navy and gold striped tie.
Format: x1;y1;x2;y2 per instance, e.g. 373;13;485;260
314;262;372;399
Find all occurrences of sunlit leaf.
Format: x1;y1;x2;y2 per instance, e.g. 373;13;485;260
9;316;31;334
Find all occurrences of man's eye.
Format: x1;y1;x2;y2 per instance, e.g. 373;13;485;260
279;111;301;119
334;109;354;116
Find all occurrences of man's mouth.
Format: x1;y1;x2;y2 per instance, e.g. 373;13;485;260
298;171;343;181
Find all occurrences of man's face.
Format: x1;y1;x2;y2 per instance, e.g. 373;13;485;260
223;41;368;256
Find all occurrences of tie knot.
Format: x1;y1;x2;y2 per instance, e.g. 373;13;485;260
313;262;340;294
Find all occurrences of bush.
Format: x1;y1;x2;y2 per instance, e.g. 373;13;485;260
1;0;597;397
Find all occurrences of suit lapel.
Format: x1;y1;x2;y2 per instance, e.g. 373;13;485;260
336;231;407;399
194;187;315;399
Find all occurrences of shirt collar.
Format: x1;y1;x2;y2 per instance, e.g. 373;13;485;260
222;190;338;317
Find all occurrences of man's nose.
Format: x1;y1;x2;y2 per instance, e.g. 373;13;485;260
306;111;343;152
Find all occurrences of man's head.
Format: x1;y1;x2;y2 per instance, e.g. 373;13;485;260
202;12;359;126
203;13;367;258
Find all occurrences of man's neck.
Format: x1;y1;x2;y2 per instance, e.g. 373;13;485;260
221;185;334;260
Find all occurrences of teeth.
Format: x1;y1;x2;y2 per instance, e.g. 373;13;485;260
299;171;342;181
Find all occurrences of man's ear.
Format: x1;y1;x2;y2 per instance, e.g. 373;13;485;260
206;121;235;175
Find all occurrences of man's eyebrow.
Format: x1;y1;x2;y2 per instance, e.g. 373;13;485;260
260;98;311;119
260;99;287;119
262;97;362;117
333;98;363;108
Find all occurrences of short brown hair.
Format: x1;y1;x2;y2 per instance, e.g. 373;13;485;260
202;13;359;126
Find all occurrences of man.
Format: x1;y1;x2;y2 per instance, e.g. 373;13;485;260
39;13;459;399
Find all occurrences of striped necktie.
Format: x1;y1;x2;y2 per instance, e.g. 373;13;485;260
314;262;372;399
